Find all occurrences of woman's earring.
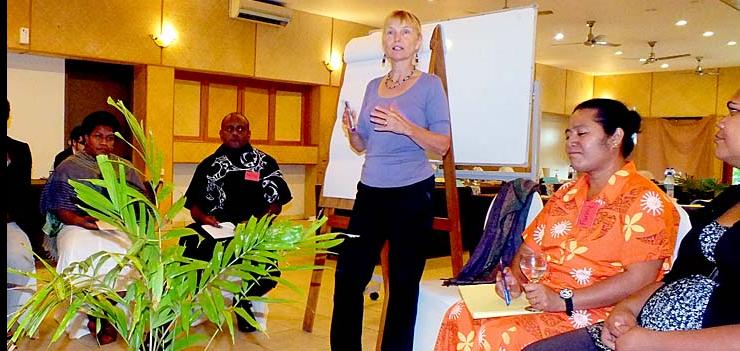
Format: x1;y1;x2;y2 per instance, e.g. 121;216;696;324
382;54;386;65
415;52;419;65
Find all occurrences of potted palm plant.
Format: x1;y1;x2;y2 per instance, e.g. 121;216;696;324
7;98;341;350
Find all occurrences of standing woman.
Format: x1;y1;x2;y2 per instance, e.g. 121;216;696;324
330;10;451;351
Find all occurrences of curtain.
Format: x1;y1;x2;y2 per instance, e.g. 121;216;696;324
633;116;717;181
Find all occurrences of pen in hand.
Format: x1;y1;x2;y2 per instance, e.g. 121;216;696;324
499;259;512;306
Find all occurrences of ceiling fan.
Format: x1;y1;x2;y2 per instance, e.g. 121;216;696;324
640;41;691;65
691;56;719;76
554;20;621;47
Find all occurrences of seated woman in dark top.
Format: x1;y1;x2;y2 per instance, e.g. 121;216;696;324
524;89;740;351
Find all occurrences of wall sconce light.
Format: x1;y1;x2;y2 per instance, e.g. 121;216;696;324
151;23;177;48
324;51;343;72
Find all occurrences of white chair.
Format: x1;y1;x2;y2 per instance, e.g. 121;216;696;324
412;196;692;350
672;202;692;264
413;192;543;351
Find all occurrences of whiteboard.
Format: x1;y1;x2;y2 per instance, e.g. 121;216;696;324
443;7;536;165
323;6;537;200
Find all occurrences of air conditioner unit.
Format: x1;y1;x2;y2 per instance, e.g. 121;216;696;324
229;0;293;27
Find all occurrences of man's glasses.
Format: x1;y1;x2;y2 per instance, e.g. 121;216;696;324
223;125;248;134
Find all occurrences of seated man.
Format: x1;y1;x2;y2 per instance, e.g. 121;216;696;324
53;125;85;170
40;111;147;344
6;99;36;333
179;112;292;332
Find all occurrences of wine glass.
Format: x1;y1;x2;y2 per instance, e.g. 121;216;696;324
519;252;548;311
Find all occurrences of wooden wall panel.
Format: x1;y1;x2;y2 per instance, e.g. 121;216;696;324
535;63;566;114
565;70;594;114
30;0;161;64
7;0;30;51
243;87;269;141
255;11;332;85
593;73;652;116
274;91;303;142
651;71;717;117
174;141;317;165
134;66;175;206
173;80;201;137
330;19;376;86
316;86;340;184
162;0;256;76
206;84;238;139
716;66;740;116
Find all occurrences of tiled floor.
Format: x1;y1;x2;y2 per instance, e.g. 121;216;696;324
13;254;457;350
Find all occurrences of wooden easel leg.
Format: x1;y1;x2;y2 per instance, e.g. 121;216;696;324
375;241;390;351
302;251;327;332
302;208;335;332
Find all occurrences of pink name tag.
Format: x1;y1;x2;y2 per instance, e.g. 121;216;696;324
577;201;601;228
244;170;260;182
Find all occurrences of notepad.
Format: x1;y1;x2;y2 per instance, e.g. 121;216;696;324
96;221;119;231
458;284;542;319
201;222;236;239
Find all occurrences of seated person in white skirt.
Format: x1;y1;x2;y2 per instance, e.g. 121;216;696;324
40;111;148;344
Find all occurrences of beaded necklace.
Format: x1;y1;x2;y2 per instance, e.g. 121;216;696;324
384;69;416;89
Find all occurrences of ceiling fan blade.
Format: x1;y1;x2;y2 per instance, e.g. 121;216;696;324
656;53;691;61
596;42;621;47
552;42;585;46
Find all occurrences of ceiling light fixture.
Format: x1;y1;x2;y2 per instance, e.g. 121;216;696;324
660;63;670;68
639;58;647;62
614;50;623;55
728;41;737;46
553;32;564;41
675;20;687;26
702;31;715;37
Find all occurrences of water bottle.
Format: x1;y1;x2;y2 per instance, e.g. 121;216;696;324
663;168;675;199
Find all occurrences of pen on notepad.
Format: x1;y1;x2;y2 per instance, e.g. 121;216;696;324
499;259;512;306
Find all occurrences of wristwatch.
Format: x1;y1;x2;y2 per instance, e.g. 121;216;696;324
559;288;574;316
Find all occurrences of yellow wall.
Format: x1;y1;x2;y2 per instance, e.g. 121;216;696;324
594;67;739;117
534;64;595;115
7;0;375;86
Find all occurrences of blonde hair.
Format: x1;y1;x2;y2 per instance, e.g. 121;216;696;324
383;10;422;36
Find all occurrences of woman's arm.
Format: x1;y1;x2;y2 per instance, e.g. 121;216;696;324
369;105;450;156
56;208;99;230
616;325;740;351
343;104;366;152
523;259;663;312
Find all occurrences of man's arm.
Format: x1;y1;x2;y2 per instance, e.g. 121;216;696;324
190;203;220;227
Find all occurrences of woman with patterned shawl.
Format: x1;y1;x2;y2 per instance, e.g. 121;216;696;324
40;111;147;344
434;99;679;351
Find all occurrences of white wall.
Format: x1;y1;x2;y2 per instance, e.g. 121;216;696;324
7;52;66;179
172;163;306;223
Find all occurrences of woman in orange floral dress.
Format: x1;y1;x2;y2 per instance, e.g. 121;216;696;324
434;98;679;351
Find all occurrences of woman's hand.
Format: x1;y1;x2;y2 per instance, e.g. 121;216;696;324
604;306;637;338
342;103;358;134
495;267;523;299
370;105;415;136
615;326;654;351
522;283;562;312
78;215;100;230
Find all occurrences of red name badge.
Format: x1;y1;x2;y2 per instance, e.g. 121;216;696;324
577;200;601;228
244;170;260;182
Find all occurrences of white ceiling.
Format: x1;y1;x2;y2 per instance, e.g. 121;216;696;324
285;0;740;75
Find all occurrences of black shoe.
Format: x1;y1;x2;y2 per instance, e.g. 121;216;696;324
235;300;258;333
